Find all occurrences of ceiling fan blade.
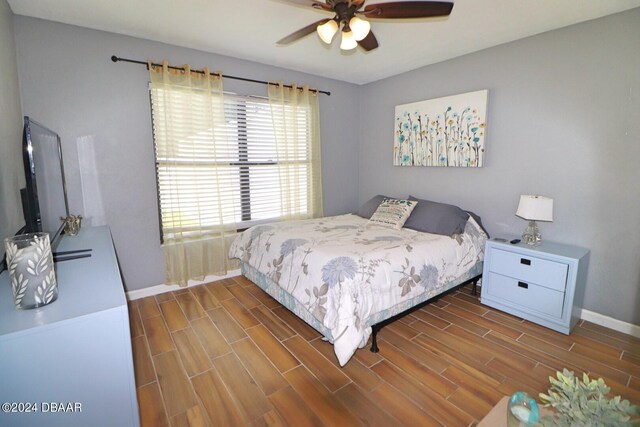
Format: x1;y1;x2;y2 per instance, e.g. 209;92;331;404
277;19;331;45
277;0;333;11
358;30;379;51
350;0;366;8
362;1;453;19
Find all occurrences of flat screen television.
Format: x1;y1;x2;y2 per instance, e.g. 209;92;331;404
20;116;70;248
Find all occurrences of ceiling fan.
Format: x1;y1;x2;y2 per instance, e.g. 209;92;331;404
277;0;454;52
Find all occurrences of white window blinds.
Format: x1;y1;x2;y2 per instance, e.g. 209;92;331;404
150;87;313;239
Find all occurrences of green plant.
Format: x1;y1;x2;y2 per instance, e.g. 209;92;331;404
538;369;639;427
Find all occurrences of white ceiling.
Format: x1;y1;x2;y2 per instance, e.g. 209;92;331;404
8;0;640;84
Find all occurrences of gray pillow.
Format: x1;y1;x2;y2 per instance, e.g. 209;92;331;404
356;195;390;219
404;196;469;236
466;210;489;237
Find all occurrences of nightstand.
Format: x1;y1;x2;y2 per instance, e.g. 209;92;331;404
480;238;590;334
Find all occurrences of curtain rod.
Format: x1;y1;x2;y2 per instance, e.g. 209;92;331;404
111;56;330;96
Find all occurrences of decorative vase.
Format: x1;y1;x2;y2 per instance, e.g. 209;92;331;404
507;391;539;427
61;215;83;236
4;233;58;309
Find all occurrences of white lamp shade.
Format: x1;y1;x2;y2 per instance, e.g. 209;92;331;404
317;20;338;44
516;195;554;221
340;29;358;50
349;16;370;41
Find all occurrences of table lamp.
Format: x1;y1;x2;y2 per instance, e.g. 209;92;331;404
516;195;553;246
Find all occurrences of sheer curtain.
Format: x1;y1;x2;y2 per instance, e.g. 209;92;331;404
268;83;323;220
149;61;239;286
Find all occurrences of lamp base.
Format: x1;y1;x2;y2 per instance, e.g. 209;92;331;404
522;220;542;246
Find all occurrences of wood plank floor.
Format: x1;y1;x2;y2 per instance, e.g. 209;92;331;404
128;276;640;427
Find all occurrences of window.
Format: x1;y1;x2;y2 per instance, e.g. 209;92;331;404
150;86;316;240
225;95;310;223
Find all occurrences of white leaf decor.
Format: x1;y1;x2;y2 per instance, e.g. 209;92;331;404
11;273;29;307
27;258;36;275
35;270;57;305
6;241;21;263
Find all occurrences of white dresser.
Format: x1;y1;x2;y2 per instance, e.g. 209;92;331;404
480;238;590;334
0;226;139;427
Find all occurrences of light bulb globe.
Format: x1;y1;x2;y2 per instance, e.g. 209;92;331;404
340;29;357;50
349;16;370;41
317;20;338;44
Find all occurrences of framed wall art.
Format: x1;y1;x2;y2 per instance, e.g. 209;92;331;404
394;89;488;167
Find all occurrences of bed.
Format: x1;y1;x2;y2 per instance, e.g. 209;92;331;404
228;208;487;366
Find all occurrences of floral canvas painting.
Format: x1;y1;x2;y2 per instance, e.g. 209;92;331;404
394;90;488;167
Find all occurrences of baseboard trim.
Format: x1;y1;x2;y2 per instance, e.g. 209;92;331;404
126;269;241;300
578;308;640;339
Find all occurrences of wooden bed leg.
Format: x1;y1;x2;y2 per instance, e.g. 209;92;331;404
370;326;380;353
471;280;477;296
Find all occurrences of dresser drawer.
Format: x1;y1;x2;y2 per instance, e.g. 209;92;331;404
489;248;568;291
485;272;565;318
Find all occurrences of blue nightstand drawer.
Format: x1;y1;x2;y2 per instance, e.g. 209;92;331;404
485;272;565;318
489;248;568;291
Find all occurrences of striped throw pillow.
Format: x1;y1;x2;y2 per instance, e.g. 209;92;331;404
368;198;417;229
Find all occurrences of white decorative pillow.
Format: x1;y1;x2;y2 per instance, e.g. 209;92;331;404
368;198;418;229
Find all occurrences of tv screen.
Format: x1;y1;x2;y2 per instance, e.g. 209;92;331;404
21;116;70;247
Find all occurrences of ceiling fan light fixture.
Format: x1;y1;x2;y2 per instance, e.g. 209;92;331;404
340;28;358;50
349;16;371;41
279;0;455;52
317;19;338;44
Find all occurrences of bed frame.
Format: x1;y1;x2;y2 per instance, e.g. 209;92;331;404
369;274;481;352
240;261;482;358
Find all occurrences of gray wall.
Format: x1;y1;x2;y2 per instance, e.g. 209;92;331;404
359;9;640;324
13;17;360;291
0;0;24;263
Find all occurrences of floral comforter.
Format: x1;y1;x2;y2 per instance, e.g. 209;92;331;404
228;214;487;365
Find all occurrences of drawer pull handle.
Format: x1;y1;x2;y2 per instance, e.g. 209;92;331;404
518;281;529;289
520;258;531;266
